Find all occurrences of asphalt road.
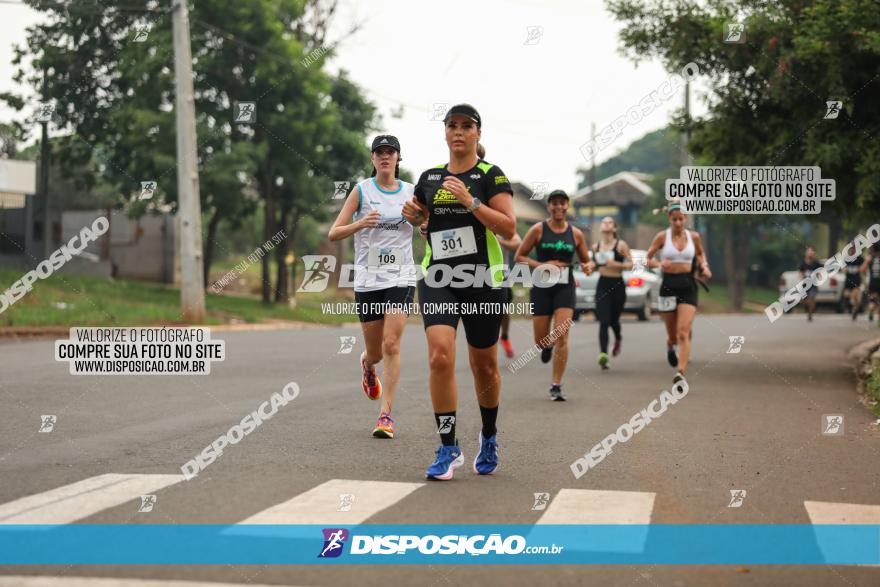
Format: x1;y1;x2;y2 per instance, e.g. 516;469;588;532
1;310;879;586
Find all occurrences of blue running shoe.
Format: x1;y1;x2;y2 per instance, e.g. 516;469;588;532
473;432;499;475
426;444;464;481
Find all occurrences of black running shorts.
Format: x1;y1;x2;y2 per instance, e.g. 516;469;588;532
354;286;415;323
659;273;698;310
418;281;505;349
530;282;576;316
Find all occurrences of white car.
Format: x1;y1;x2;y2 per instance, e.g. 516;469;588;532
778;262;848;312
571;249;662;321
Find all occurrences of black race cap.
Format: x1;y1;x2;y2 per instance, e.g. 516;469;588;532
443;103;481;127
547;189;570;202
371;135;401;152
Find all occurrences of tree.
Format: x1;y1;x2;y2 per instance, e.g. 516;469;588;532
12;0;376;302
606;0;880;309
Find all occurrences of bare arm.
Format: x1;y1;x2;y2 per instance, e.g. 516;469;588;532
692;231;712;279
645;231;665;269
328;187;378;241
516;223;543;269
573;227;592;273
442;176;516;239
474;192;516;240
497;232;522;253
402;197;429;227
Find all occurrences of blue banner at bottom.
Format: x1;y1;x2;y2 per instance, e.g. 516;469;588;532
0;525;878;565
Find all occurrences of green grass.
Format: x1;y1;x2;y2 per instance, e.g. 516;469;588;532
0;267;356;327
699;283;779;312
867;371;880;418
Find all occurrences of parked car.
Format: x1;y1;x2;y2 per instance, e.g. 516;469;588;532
571;249;661;321
778;262;847;312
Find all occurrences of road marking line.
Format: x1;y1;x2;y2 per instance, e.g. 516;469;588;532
804;500;880;567
236;478;424;525
0;474;184;524
0;577;307;587
536;489;656;524
804;500;880;524
533;488;656;553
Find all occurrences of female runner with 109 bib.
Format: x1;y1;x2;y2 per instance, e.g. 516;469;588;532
402;104;516;480
328;135;416;438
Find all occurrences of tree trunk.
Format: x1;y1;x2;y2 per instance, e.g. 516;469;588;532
723;221;750;311
202;209;220;288
275;209;290;303
827;215;842;258
262;193;276;305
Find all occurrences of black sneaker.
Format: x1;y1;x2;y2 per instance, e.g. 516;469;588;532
549;384;566;401
667;346;679;368
673;371;686;385
541;346;554;364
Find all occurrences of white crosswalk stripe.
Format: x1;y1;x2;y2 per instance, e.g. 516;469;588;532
804;500;880;567
804;500;880;524
235;478;424;525
534;488;656;553
536;488;656;524
0;474;184;525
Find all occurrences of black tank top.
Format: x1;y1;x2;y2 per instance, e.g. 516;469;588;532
536;221;576;264
593;239;624;266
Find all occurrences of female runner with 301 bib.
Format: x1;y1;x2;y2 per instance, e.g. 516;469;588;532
402;104;516;481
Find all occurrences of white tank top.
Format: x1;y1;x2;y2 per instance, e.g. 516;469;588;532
661;228;695;264
352;178;416;292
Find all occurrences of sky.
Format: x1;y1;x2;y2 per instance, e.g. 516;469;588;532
0;0;707;192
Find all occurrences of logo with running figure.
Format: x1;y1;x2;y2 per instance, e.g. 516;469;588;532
298;255;337;293
437;415;455;434
333;181;350;200
824;101;843;120
318;528;349;558
822;414;844;436
138;495;156;513
39;415;57;433
338;336;356;354
723;23;745;44
727;336;745;354
531;492;550;511
728;489;747;508
337;494;355;512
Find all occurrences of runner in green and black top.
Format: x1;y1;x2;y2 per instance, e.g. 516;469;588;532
516;189;592;401
402;104;516;481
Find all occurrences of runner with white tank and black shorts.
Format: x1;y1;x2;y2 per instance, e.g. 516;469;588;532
328;134;416;439
645;200;711;385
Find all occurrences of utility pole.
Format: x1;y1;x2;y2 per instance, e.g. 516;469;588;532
589;122;596;239
39;66;51;261
171;0;205;322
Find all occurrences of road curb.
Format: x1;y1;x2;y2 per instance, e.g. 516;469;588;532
848;336;880;417
0;320;364;341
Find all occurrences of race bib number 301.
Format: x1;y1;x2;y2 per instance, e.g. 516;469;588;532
431;226;478;260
